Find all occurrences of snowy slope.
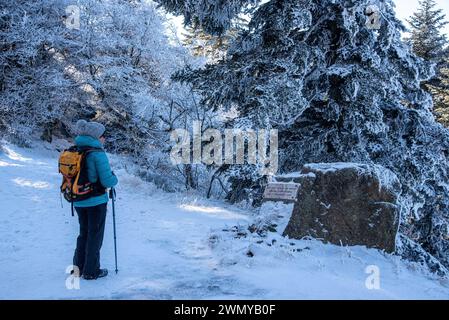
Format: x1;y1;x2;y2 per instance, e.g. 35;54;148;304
0;142;448;299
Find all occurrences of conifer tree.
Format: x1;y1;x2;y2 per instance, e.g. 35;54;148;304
428;56;449;126
407;0;448;127
407;0;447;62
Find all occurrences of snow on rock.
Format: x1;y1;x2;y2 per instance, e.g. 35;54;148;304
276;172;316;179
253;201;295;236
304;162;368;172
302;162;401;193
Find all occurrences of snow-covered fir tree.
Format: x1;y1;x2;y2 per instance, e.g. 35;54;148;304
158;0;449;274
407;0;447;62
428;55;449;126
406;0;448;128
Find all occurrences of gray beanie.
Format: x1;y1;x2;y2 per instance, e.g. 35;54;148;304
75;119;105;139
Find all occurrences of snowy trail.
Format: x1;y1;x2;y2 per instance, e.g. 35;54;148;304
0;144;256;299
1;143;449;299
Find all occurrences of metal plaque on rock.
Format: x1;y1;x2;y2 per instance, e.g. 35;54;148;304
263;182;300;202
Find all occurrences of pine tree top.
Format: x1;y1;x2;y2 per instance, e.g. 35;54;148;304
407;0;448;61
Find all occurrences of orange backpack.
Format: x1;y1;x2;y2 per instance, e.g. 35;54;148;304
59;146;106;214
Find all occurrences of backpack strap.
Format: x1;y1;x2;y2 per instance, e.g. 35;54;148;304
77;146;107;193
76;146;104;154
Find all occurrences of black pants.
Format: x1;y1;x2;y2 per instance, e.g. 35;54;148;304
73;203;107;277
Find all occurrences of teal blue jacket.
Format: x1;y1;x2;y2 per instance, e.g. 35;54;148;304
73;135;118;208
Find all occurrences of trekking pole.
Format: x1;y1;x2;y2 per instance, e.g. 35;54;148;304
109;187;118;274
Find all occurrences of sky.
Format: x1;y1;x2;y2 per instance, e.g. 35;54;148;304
166;0;449;41
394;0;449;36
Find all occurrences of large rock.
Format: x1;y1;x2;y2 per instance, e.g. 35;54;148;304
280;163;401;253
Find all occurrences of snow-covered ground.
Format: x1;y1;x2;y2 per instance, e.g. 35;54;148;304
1;142;448;299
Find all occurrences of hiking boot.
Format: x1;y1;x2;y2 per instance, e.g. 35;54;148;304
97;268;108;278
83;268;108;280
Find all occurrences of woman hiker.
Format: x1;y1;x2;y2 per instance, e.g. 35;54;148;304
71;119;118;280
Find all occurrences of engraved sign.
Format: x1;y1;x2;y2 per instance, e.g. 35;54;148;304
263;183;300;202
